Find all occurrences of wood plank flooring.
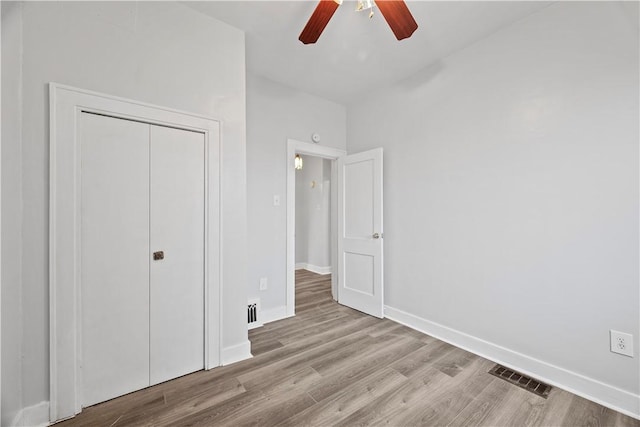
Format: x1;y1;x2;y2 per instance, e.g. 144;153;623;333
58;270;639;426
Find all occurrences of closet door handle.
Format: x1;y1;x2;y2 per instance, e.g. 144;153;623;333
153;251;164;260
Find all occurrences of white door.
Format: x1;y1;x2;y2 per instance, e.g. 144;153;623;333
337;148;384;318
149;125;205;385
81;113;204;406
81;113;151;407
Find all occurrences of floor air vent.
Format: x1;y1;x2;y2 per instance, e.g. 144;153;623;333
488;365;552;398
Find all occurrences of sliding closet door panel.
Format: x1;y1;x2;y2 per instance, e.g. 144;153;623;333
80;113;150;407
149;125;205;385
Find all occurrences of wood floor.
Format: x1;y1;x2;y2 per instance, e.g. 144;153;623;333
58;270;639;426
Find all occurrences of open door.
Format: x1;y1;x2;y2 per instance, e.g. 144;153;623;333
337;148;383;318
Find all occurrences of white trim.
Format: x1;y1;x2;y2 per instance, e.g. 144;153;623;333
384;305;640;420
295;263;332;275
205;117;222;373
248;322;264;331
329;161;338;301
221;341;253;366
49;83;222;423
12;401;51;427
261;305;291;325
0;12;3;423
286;139;345;318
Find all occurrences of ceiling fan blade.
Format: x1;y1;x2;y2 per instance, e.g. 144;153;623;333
299;0;341;44
375;1;418;41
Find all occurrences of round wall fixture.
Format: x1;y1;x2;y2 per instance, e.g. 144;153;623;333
311;133;321;143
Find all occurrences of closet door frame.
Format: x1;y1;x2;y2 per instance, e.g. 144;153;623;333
49;83;222;423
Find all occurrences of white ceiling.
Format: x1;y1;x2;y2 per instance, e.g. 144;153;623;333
185;1;553;105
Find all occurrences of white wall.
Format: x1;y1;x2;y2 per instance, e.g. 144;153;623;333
1;1;248;422
1;3;23;425
347;1;639;416
295;156;331;272
246;73;346;316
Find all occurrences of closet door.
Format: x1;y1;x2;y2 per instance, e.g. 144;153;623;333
80;113;151;407
149;125;205;385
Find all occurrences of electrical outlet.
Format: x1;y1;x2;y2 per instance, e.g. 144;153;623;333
273;195;280;207
610;330;634;357
259;277;268;291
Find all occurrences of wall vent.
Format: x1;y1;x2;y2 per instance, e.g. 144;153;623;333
489;364;552;398
247;299;262;330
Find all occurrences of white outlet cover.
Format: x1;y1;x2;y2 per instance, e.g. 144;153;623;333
610;330;634;357
259;277;268;291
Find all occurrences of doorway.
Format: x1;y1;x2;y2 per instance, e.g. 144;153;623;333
286;140;385;319
286;139;345;317
294;154;332;310
295;155;332;275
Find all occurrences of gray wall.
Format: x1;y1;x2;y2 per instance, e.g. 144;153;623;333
246;73;346;314
295;156;331;270
1;1;248;423
347;1;639;411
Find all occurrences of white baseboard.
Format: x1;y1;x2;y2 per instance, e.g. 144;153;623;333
262;305;292;325
221;341;253;366
12;401;50;427
248;320;263;330
295;263;331;275
384;305;640;420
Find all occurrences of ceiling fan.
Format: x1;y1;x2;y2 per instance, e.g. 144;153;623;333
299;0;418;45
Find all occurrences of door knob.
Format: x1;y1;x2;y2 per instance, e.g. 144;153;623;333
373;233;381;239
153;251;164;260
